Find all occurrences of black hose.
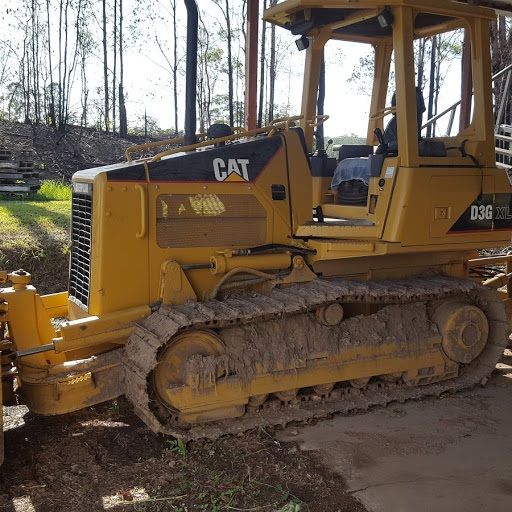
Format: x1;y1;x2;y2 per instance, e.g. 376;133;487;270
232;244;316;256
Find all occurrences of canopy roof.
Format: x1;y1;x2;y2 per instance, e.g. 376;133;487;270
264;0;510;44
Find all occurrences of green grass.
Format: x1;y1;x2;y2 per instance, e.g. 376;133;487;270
0;180;72;202
37;180;72;201
0;181;71;293
0;199;70;247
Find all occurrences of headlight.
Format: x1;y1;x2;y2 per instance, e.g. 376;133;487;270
73;182;92;195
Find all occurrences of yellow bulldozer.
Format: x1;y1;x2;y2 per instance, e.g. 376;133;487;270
1;0;512;464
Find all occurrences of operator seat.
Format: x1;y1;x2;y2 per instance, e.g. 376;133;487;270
331;88;429;206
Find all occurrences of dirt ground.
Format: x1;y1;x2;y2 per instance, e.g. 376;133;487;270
0;121;134;181
0;398;366;512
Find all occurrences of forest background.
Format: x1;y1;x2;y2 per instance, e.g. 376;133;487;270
0;0;511;143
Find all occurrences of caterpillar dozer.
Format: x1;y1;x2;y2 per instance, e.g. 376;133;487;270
1;0;512;463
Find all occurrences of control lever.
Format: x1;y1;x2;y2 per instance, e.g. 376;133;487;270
374;128;388;155
374;128;385;145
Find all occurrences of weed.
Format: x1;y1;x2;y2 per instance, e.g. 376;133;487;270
166;438;187;457
198;499;220;512
37;180;72;201
277;500;303;512
109;400;120;416
276;483;290;502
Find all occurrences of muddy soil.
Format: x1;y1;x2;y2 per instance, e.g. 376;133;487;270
0;398;366;512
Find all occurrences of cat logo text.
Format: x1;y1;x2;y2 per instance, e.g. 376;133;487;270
213;158;250;182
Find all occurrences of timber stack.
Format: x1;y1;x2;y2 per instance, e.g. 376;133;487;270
0;148;41;194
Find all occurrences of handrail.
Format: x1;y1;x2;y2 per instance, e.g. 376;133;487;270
496;126;512;169
125;118;305;163
493;63;512;81
125;133;204;162
421;100;461;130
370;106;396;120
496;133;512;142
495;67;512;132
422;64;512;134
135;184;147;239
151;116;305;162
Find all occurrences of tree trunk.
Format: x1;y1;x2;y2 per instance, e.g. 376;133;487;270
60;0;70;129
22;38;31;123
46;0;56;126
119;0;127;137
225;0;234;126
416;38;426;91
112;0;118;134
267;0;277;124
80;49;88;129
426;35;437;138
172;0;179;134
257;0;266;128
31;0;40;124
315;57;325;151
102;0;110;132
58;0;63;127
459;29;473;131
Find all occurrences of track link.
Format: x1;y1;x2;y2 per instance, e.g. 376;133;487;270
123;276;508;439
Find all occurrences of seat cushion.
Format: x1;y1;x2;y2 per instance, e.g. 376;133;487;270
332;157;372;190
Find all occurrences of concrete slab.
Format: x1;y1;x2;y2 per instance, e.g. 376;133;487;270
278;352;512;512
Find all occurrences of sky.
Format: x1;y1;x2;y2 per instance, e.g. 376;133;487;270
120;4;384;137
115;1;464;137
120;0;369;135
134;4;383;136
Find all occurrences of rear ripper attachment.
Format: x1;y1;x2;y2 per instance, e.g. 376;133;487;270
124;276;508;439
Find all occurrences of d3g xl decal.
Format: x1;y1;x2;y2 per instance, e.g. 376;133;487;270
449;193;512;233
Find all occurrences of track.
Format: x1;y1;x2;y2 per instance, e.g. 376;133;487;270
123;275;508;439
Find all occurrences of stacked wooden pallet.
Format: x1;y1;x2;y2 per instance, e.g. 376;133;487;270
0;148;41;194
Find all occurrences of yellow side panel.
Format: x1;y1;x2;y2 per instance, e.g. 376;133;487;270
147;137;293;303
89;175;150;315
383;167;512;246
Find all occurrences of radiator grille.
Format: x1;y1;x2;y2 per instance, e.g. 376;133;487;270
69;191;92;308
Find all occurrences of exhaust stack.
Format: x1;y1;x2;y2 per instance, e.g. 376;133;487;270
184;0;198;146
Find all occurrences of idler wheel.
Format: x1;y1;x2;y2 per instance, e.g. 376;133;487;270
433;302;489;364
153;330;225;411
